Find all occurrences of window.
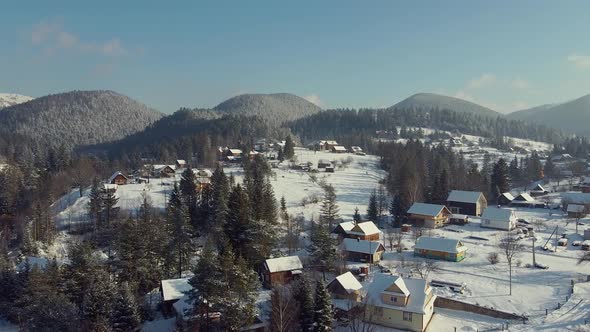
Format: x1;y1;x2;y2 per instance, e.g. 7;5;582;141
403;311;413;322
391;296;397;302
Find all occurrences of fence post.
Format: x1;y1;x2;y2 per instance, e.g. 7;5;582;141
545;308;548;315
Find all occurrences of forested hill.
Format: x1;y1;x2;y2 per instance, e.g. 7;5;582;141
289;107;564;145
0;90;163;153
392;93;502;118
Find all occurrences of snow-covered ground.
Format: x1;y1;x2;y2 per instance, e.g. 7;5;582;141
0;93;33;109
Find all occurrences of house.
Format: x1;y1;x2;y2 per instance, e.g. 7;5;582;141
175;160;187;169
317;159;332;169
108;171;128;185
407;203;452;228
446;190;487;216
160;277;192;316
497;192;514;206
580;177;590;193
480;207;516;230
530;183;549;197
194;169;213;191
551;153;573;162
327;272;363;301
154;165;176;178
320;140;339;151
365;274;436;332
261;256;303;288
341;238;386;263
332;221;356;241
346;221;382;241
449;214;469;225
102;184;118;193
331;145;348;153
414;236;467;262
567;204;586;219
351;146;365;155
511;193;543;208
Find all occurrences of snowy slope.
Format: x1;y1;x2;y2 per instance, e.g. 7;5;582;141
0;93;33;109
391;93;502;118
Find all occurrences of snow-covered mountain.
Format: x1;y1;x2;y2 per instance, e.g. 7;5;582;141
507;94;590;136
0;93;33;109
391;93;502;118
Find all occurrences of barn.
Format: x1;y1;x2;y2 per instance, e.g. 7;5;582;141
341;238;385;263
261;256;303;288
414;236;467;262
446;190;487;216
407;203;452;228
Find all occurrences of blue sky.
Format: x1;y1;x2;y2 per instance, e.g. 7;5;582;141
1;1;590;113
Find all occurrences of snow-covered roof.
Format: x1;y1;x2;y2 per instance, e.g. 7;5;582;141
348;221;381;236
154;164;176;172
176;160;186;165
229;149;243;155
264;256;303;273
407;202;447;217
333;221;355;233
342;238;384;254
414;236;466;253
514;193;534;202
332;145;347;151
351;146;363;152
450;214;468;219
161;277;192;302
581;176;590;185
447;190;483;204
103;184;118;191
533;184;546;191
365;274;433;314
108;171;127;183
567;204;585;213
330;272;363;294
172;295;193;319
481;207;514;221
320;140;338;145
499;192;515;201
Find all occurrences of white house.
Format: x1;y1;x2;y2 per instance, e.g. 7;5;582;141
480;207;516;230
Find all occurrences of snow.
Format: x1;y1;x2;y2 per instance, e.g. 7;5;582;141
348;221;381;236
263;256;303;273
567;204;585;213
407;202;447;217
0;319;18;332
160;277;192;301
415;236;466;253
342;238;383;254
331;272;363;293
447;190;483;204
0;93;33;108
141;318;176;332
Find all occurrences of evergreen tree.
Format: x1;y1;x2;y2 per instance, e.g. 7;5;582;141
389;194;403;226
88;177;103;230
189;241;222;317
294;277;315;332
180;167;199;229
314;280;333;332
319;184;339;230
308;221;337;272
82;269;115;331
490;158;510;199
352;207;361;224
366;189;378;222
544;157;557;180
102;189;119;227
283;135;295;160
210;165;230;234
277;147;285;162
167;182;192;278
509;156;521;186
111;283;141;332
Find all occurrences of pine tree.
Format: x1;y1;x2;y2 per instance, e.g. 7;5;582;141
82;269;115;331
211;165;230;234
314;280;333;332
308;221;337;272
283;135;295;160
320;184;339;230
352;207;361;224
367;189;378;222
111;283;141;332
544;157;557;180
189;241;222;312
294;277;315;332
167;182;192;278
490;158;510;199
389;194;403;226
180;167;199;229
88;177;103;230
102;189;119;227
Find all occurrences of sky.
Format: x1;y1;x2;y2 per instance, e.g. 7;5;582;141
1;0;590;113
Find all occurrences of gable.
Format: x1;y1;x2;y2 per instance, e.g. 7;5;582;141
447;190;484;204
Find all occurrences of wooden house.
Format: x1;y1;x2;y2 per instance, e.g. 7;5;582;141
108;171;128;185
160;277;192;317
567;204;586;219
320;140;339;151
511;193;543;208
332;221;356;241
346;221;381;241
446;190;487;216
261;256;303;288
497;192;514;206
154;165;176;178
480;207;516;230
365;274;436;332
414;236;467;262
406;203;451;228
327;272;363;301
175;160;187;169
341;238;385;263
317;159;332;169
530;183;548;197
331;145;348;153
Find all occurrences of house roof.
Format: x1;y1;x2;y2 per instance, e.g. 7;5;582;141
333;221;355;233
481;207;514;221
533;184;546;191
229;149;243;155
161;277;192;302
514;193;534;202
320;140;338;145
332;145;347;151
154;164;176;172
264;256;303;273
193;169;213;177
581;176;590;185
330;272;363;294
342;238;384;255
447;190;483;204
108;171;127;183
499;192;514;201
567;204;585;213
365;274;434;314
103;184;118;191
348;221;381;236
407;203;448;217
176;160;186;165
414;236;466;253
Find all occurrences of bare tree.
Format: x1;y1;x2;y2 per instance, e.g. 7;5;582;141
385;226;403;253
270;285;299;332
346;299;375;332
410;259;439;279
70;157;96;197
412;226;423;244
499;232;524;295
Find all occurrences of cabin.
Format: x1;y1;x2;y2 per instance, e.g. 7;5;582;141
346;221;381;241
261;256;303;288
511;193;544;208
331;145;348;153
414;236;467;262
320;140;339;151
567;204;586;219
351;146;365;155
446;190;487;216
551;153;573;162
325;165;335;173
108;171;128;185
480;207;516;230
406;203;452;228
160;277;192;317
332;221;356;241
341;238;386;263
365;274;436;332
317;159;332;169
497;192;514;206
175;160;187;169
327;272;363;301
154;165;176;178
530;183;548;197
194;169;213;191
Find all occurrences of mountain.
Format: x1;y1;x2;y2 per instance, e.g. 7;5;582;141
507;94;590;136
0;90;163;149
0;93;34;109
391;93;502;118
213;93;321;126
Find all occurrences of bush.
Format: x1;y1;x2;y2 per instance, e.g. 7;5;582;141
487;252;500;264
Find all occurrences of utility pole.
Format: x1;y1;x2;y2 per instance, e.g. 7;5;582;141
532;236;536;267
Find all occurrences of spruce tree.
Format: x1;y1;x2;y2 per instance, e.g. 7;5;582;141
82;269;115;331
320;184;339;230
180;167;199;229
167;182;192;278
102;189;119;227
490;158;510;199
283;135;295;160
366;189;378;222
314;280;333;332
88;177;103;230
295;277;315;332
111;283;141;332
353;207;361;224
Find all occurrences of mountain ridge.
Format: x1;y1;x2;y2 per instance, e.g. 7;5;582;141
390;92;502;118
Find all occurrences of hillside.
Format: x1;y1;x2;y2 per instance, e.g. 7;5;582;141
214;93;321;126
391;93;502;118
507;94;590;136
0;90;163;149
0;93;34;109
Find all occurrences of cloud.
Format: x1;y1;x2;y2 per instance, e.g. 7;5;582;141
304;94;324;108
28;18;133;57
467;73;496;89
510;78;531;90
567;54;590;69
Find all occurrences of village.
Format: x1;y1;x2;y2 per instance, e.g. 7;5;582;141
17;133;583;332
